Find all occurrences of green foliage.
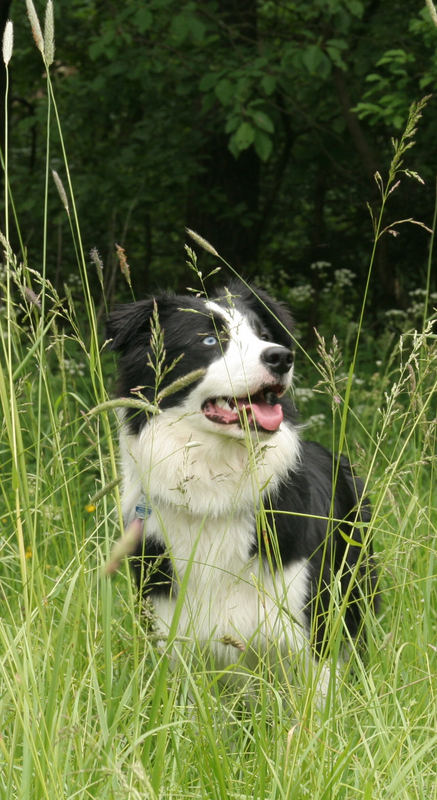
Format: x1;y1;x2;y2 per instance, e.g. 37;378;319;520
355;49;418;129
3;0;436;312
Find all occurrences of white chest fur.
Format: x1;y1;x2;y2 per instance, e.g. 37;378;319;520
147;504;309;666
119;408;309;667
120;405;300;518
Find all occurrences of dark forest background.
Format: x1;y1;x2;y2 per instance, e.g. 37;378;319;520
1;0;437;330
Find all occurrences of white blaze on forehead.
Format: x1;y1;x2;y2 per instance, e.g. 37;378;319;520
205;300;261;354
205;299;239;329
204;299;293;375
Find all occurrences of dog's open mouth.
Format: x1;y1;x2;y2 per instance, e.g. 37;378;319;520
202;386;285;432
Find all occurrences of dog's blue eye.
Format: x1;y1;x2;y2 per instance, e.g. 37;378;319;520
203;335;218;346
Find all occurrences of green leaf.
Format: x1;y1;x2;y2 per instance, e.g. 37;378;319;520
326;38;348;51
232;121;255;152
190;17;207;44
349;0;364;17
199;72;217;92
88;40;104;60
326;47;346;69
254;130;273;161
301;45;331;78
228;137;240;159
326;38;348;69
261;75;276;95
419;75;434;89
224;114;239;134
134;8;153;33
215;78;233;106
170;13;190;43
248;109;274;134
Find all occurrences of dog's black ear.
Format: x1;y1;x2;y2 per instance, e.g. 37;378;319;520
251;286;294;336
106;300;155;351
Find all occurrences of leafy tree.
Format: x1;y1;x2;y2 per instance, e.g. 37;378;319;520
2;0;437;320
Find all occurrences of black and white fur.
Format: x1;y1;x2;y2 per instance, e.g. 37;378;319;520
107;282;376;693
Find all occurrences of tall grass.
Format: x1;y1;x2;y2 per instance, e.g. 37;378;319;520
0;4;436;798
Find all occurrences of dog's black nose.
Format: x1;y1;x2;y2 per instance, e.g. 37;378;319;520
261;346;294;376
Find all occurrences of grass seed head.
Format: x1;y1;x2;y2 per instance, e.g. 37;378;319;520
90;247;104;289
24;286;41;309
44;0;55;66
26;0;44;54
115;243;132;288
52;169;69;213
185;227;219;257
2;20;13;66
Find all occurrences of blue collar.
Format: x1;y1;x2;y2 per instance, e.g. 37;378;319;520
135;494;152;520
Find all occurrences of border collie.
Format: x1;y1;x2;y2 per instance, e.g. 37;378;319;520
106;282;376;695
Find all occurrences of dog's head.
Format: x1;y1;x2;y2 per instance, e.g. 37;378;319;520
106;282;295;438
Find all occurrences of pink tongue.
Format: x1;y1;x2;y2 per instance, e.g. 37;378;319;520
238;399;283;432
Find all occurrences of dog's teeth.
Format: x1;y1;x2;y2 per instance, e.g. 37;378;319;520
216;397;231;411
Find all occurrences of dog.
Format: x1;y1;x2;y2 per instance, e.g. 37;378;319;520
106;281;376;696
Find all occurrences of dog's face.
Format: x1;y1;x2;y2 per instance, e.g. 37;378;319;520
106;282;295;438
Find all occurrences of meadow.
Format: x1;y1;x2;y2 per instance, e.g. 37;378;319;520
0;5;436;799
